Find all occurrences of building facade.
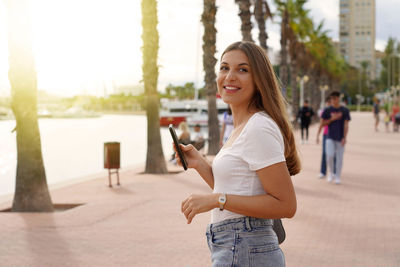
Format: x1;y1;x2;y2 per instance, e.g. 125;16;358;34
339;0;376;79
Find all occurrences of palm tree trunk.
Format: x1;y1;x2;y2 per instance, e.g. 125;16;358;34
279;10;289;95
254;0;268;51
290;61;299;119
141;0;167;173
5;0;53;212
236;0;254;42
202;0;220;155
308;70;319;115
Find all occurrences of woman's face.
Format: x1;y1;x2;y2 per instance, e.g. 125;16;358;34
217;50;255;108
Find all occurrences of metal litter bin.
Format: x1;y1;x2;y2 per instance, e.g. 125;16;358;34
104;142;120;187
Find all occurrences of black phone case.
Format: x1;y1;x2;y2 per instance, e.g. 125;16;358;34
169;124;188;170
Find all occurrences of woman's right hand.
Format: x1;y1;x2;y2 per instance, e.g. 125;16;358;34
173;143;202;169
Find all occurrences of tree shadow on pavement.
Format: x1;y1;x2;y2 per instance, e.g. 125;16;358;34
21;213;80;267
109;186;135;195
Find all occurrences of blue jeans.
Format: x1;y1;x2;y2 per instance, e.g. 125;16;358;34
320;134;336;175
325;139;345;178
206;217;285;267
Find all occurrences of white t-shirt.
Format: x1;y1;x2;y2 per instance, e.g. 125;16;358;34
211;111;286;223
222;112;234;144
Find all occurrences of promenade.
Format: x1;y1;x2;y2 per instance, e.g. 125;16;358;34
0;112;399;267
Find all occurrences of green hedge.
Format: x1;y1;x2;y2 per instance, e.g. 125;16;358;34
347;105;373;112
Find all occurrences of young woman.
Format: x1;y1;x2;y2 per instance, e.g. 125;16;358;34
174;41;300;266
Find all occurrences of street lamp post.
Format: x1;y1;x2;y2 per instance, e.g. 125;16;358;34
319;85;329;110
297;75;309;108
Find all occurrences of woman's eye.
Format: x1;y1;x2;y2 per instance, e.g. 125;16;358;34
239;68;248;72
220;66;228;71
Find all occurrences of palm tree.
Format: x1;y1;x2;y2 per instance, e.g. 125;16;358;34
4;0;53;212
254;0;273;51
141;0;168;173
381;38;398;89
275;0;308;108
360;60;370;90
274;0;306;96
202;0;220;155
235;0;254;42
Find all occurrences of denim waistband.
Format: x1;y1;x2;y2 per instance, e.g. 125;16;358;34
207;217;273;234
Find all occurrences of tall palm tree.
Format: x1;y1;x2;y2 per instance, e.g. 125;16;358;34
275;0;307;105
141;0;167;173
381;38;398;89
360;60;370;90
254;0;272;51
235;0;254;42
202;0;220;155
4;0;53;212
274;0;299;95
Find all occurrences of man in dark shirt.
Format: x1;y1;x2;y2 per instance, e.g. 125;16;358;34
297;100;314;144
320;91;351;184
373;99;380;132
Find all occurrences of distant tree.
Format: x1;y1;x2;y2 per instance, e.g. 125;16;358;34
380;37;400;90
236;0;254;42
165;82;196;99
141;0;167;174
274;0;291;94
254;0;273;52
4;0;53;211
341;66;360;102
202;0;220;155
360;60;371;96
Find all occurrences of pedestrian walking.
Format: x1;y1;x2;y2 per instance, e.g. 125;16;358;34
316;96;335;179
297;100;314;144
174;41;299;266
320;91;351;184
372;98;380;132
219;105;234;147
384;109;391;133
392;101;400;132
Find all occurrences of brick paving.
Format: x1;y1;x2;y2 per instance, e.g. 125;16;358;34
0;112;399;267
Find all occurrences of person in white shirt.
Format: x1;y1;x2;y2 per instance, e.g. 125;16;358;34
174;41;300;266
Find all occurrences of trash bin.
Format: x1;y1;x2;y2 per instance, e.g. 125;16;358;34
104;142;120;169
104;142;120;187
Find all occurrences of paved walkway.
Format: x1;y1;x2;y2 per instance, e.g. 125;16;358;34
0;112;399;267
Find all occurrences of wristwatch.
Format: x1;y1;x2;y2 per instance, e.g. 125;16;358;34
218;193;227;211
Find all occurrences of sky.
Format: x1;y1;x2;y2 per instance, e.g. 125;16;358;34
0;0;398;97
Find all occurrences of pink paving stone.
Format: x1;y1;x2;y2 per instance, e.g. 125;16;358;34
0;112;399;267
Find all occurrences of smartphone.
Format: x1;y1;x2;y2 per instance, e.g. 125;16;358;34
169;124;188;170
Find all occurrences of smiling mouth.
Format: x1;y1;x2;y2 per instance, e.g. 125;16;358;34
223;86;241;92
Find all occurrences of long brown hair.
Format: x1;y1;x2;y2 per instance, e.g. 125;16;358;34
221;41;301;175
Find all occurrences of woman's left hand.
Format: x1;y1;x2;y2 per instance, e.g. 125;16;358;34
181;194;218;224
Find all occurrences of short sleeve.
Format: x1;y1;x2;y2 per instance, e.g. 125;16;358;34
241;115;286;171
344;108;351;121
321;108;330;120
